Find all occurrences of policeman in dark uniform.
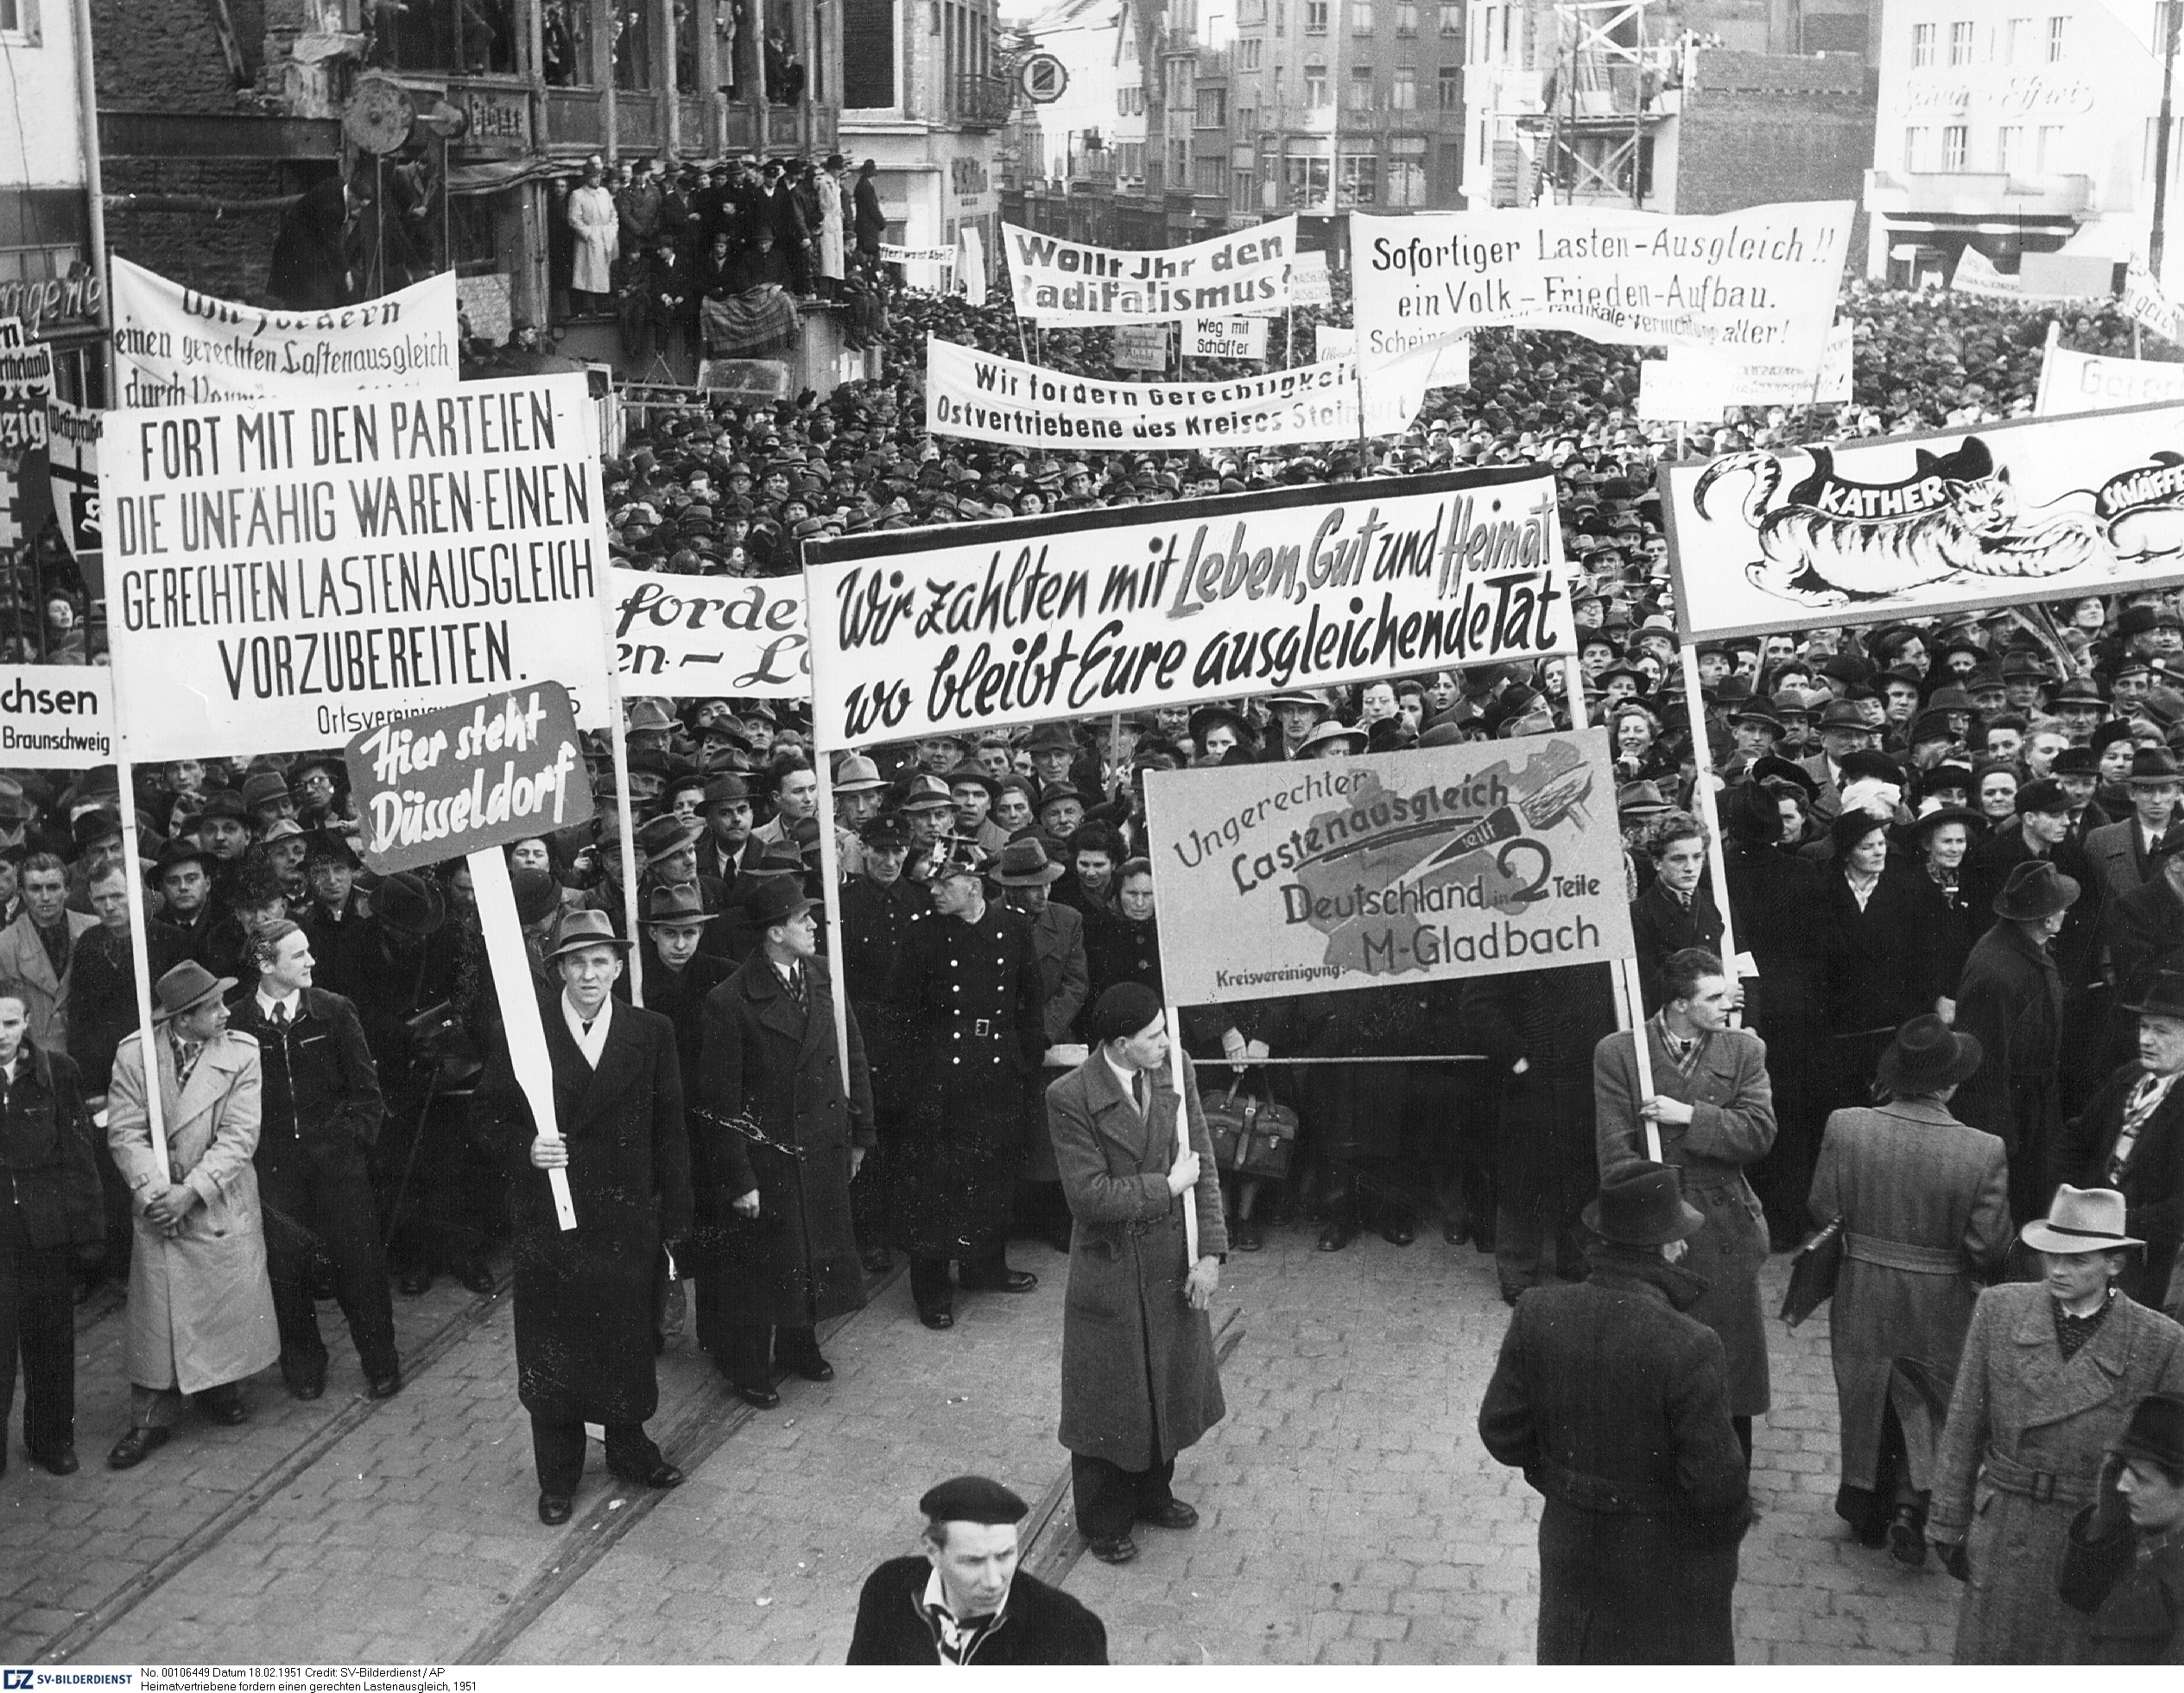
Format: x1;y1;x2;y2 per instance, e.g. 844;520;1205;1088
841;812;921;1273
886;840;1047;1329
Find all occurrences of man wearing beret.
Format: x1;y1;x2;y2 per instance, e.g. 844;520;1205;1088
1045;982;1226;1565
847;1475;1108;1664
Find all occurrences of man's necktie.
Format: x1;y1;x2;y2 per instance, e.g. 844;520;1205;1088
269;1003;289;1032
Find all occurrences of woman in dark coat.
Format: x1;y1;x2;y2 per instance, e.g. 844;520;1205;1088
1083;858;1163;1008
1719;778;1833;1243
1903;805;1985;1017
1629;810;1724;1014
695;880;873;1406
1823;808;1941;1110
472;913;693;1518
1808;1015;2012;1557
1954;861;2078;1224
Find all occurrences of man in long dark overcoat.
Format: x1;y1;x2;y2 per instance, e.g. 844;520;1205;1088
474;910;693;1525
696;877;873;1408
1046;983;1226;1566
1595;946;1775;1457
841;812;920;1273
1478;1162;1750;1663
1955;860;2077;1223
887;842;1046;1328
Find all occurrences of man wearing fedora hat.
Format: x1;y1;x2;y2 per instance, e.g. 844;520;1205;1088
698;771;768;888
695;876;872;1408
1478;1160;1750;1663
2057;1391;2184;1661
2054;968;2184;1311
887;841;1047;1329
2085;749;2184;904
1257;691;1328;762
995;838;1090;1258
1957;860;2085;1222
1808;1014;2011;1563
636;884;730;1083
104;961;279;1469
1798;699;1881;823
1930;1185;2184;1661
472;909;695;1523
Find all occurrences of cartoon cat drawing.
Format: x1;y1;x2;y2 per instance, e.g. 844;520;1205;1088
1693;438;2111;608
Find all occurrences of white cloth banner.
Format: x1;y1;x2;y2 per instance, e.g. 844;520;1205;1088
1638;319;1853;418
1183;317;1269;361
0;317;53;458
923;336;1421;450
110;256;459;409
2124;262;2184;346
880;244;954;264
101;373;615;759
1951;246;2086;303
1005;218;1300;325
1290;250;1333;308
1315;325;1354;359
1111;325;1172;372
610;567;809;697
1351;203;1852;371
2035;343;2184;417
957;224;989;306
802;467;1575;745
1666;404;2184;641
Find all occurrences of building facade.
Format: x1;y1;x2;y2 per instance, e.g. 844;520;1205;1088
1864;2;2181;289
839;0;1010;262
92;1;840;329
3;0;105;402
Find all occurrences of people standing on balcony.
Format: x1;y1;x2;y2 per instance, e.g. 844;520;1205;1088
854;160;886;262
816;155;849;300
765;24;807;105
568;158;619;314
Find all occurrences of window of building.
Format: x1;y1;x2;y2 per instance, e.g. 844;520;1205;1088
1241;36;1261;67
1117;142;1146;180
1387;158;1428;205
1305;62;1328;104
2048;15;2067;60
1396;0;1416;35
1947;21;1972;66
1238;104;1257;131
1350;65;1375;106
375;0;519;75
1903;126;1929;170
1391;66;1416;108
1285;153;1329;205
1276;0;1285;35
1339;150;1378;205
2006;16;2031;62
0;0;26;37
1352;0;1373;32
1911;22;1934;67
1942;124;1967;170
1439;64;1460;109
2039;123;2065;167
1239;0;1265;22
1998;124;2023;173
843;0;896;105
1306;0;1327;33
1198;87;1226;125
1440;0;1459;34
1196;154;1226;193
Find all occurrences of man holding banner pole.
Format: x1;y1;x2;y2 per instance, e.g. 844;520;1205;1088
1048;982;1225;1567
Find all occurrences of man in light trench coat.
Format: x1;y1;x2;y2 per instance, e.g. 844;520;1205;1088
104;961;278;1469
1046;982;1226;1567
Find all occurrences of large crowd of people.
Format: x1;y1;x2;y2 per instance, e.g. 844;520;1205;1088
7;270;2184;1659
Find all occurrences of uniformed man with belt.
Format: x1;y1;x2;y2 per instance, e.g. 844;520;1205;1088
886;840;1047;1329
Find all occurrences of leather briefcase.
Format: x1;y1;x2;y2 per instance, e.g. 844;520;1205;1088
1779;1216;1845;1329
1203;1082;1299;1181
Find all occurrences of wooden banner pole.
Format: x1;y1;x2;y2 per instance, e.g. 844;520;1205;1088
472;847;577;1229
1678;641;1744;1000
1166;1006;1200;1263
110;759;169;1176
1616;955;1664;1165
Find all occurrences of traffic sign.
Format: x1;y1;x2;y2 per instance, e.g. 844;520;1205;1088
1020;53;1069;104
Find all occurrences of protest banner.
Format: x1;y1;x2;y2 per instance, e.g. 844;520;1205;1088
43;398;101;563
2124;262;2184;347
1183;317;1269;361
1949;245;2093;304
1315;325;1354;359
1637;319;1852;420
98;372;617;760
1350;202;1851;375
0;666;116;768
1143;730;1630;1005
1004;217;1298;325
345;681;593;1229
880;243;954;290
2035;341;2184;417
801;464;1575;747
1290;250;1333;307
0;317;53;458
610;565;809;696
923;337;1423;450
1110;325;1171;372
957;224;989;306
1663;401;2184;641
109;256;459;409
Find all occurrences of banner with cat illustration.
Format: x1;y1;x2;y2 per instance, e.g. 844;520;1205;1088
1663;401;2184;641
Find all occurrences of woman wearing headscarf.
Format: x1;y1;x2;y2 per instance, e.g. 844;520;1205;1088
1808;1015;2011;1563
1928;1185;2184;1662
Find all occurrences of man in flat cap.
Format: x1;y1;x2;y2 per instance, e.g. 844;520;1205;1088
1045;982;1226;1565
847;1475;1108;1664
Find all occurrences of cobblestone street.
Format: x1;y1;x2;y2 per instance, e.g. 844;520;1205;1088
3;1231;1958;1665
